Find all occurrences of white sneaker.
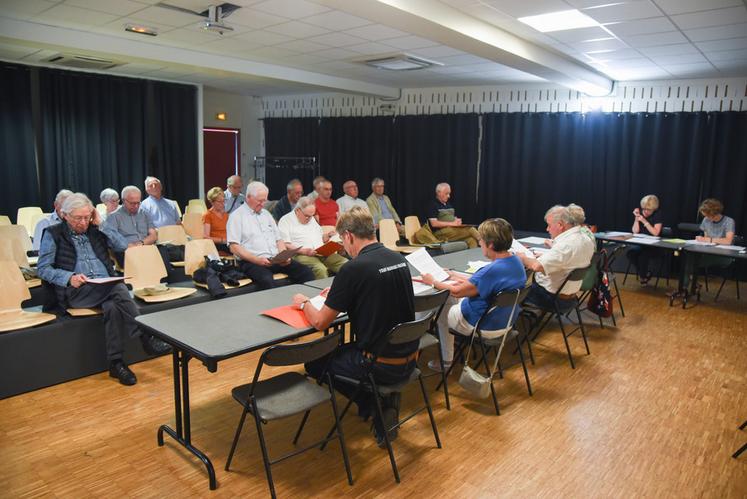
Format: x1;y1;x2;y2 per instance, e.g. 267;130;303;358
427;359;452;372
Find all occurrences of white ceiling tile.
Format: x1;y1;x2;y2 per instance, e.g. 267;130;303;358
232;30;294;45
110;62;167;74
20;48;60;62
703;48;747;61
382;35;438;50
696;37;747;52
548;26;612;43
0;43;40;60
249;45;300;59
306;32;366;48
346;42;398;55
158;28;224;46
0;0;56;20
603;17;676;37
226;8;287;29
308;47;360;60
565;0;624;7
586;48;644;60
608;57;659;69
301;11;371;30
671;6;747;30
570;38;629;52
130;5;200;27
281;53;329;65
32;4;119;27
342;24;408;41
252;0;329;19
200;37;264;56
652;0;741;16
274;39;331;53
97;16;177;35
709;59;747;70
649;53;708;65
437;53;490;65
684;23;747;42
480;0;571;18
659;62;716;76
412;45;466;58
638;43;700;56
582;1;662;23
264;20;330;38
622;31;688;47
63;0;146;17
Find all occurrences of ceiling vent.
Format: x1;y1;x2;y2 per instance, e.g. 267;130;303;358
361;53;443;71
45;54;122;70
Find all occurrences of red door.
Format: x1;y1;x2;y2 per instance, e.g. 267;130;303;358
203;128;240;194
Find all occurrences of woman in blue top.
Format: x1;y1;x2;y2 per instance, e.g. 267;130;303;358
421;218;527;370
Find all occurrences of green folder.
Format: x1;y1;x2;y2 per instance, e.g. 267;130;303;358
662;238;686;244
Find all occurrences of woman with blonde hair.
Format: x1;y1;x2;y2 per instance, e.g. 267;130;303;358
629;194;663;285
203;186;229;252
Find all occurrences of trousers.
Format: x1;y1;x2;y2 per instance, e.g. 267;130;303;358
237;259;315;290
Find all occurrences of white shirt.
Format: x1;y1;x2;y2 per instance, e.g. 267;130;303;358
277;211;324;250
226;204;281;259
336;195;369;213
535;226;595;294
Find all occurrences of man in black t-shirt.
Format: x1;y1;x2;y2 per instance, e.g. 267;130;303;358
292;206;415;445
428;182;480;248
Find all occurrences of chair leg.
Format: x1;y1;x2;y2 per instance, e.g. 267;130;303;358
292;410;311;446
436;336;466;393
478;342;500;415
556;312;576;369
515;336;532;396
225;407;249;471
321;387;357;452
612;276;625;317
715;276;727;302
418;374;442;448
576;306;591;355
252;400;276;499
436;340;451;410
733;442;747;459
328;383;354;486
370;376;400;483
622;260;632;285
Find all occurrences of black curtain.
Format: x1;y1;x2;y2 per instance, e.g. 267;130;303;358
700;112;747;236
38;68;146;207
392;114;480;224
0;63;39;217
263;117;319;196
145;80;199;208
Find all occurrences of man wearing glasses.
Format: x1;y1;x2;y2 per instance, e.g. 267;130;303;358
227;181;314;289
277;196;347;279
37;192;170;386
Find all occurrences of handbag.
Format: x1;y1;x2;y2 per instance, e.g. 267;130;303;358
588;251;613;318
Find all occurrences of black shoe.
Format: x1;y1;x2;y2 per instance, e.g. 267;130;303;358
109;361;137;386
141;334;172;356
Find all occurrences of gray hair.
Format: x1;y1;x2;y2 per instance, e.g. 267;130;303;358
54;189;74;206
544;205;573;225
227;174;242;187
144;176;160;188
567;203;586;226
286;178;302;191
295;196;314;211
336;206;375;239
343;180;357;190
371;177;384;188
100;188;119;203
61;192;93;215
435;182;450;194
246;181;269;198
120;185;141;199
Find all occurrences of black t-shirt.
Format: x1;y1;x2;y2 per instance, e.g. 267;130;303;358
639;210;662;236
324;242;416;357
428;199;456;229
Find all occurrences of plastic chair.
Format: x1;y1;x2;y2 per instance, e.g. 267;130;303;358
156;225;188;246
187;199;207;210
413;289;452;409
29;212;47;237
184;239;251;289
404;216;421;245
16;207;43;237
182;212;204;240
184;204;207;215
380;219;419;254
174;201;182;219
0;261;56;332
124;245;196;302
225;330;353;498
0;239;40;288
0;215;11;225
0;225;33;253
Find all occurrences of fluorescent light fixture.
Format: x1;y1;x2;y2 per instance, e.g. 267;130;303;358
363;53;443;71
518;10;599;33
125;24;158;36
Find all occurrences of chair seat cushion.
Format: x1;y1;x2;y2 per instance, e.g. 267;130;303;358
334;368;421;396
232;372;329;421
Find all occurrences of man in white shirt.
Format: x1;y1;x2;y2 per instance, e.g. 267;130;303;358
336;180;369;213
32;189;73;251
518;204;595;310
140;176;180;228
278;196;347;279
227;181;314;289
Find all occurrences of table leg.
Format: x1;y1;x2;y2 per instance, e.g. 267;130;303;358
156;349;217;490
668;251;700;308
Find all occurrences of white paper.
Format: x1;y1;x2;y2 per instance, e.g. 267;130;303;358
307;294;344;317
604;231;633;237
627;237;659;245
412;281;433;295
635;234;660;240
531;247;551;255
405;248;449;282
467;260;491;271
510;239;531;255
86;276;127;284
518;236;547;245
684;240;716;246
715;244;746;251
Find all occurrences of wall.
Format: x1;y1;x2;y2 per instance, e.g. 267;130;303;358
202;89;263;183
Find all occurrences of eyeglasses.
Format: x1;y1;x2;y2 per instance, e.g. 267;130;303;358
68;215;91;222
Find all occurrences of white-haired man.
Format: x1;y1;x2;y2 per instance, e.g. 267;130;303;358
227;181;315;289
140;176;180;228
271;178;303;221
37;193;170;386
32;189;73;251
224;174;244;215
428;182;480;248
336;180;369;213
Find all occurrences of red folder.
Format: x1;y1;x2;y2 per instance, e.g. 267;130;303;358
315;241;343;257
261;305;311;329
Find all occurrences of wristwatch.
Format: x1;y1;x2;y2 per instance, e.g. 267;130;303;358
300;299;309;310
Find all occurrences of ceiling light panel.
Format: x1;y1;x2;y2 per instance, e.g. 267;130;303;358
518;9;600;32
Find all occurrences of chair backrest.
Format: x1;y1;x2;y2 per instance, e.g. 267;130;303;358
184;239;219;276
0;215;11;226
182;212;205;240
321;225;336;234
660;226;674;238
0;260;31;311
556;263;594;296
30;212;47;235
677;222;701;236
187;199;207;209
95;204;107;217
440;241;468;254
475;287;525;333
385;310;436;346
157;225;188;245
0;238;30;267
16;207;43;236
185;204;207;215
174;201;182;218
413;288;450;313
733;234;744;245
579;252;604;292
404;216;421;244
124;245;167;289
0;225;33;252
260;329;342;368
379;219;399;247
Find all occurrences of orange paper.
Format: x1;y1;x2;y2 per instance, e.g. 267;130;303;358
315;241;343;257
261;305;311;329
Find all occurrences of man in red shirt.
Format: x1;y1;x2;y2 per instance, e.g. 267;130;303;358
314;179;339;226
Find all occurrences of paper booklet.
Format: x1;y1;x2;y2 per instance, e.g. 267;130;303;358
270;247;301;264
604;231;633;237
627;237;659;245
684;240;716;246
86;276;127;285
405;248;449;282
517;236;547;246
315;240;343;257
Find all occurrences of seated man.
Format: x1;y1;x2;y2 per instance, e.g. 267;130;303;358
224;174;245;215
103;185;173;273
291;207;416;445
33;189;73;251
99;188;120;221
227;181;314;289
278;196;347;279
428;183;480;248
36;192;170;386
314;179;339;227
366;177;404;235
271;178;303;221
336;180;369;213
140;176;180;228
518;205;595;311
307;176;326;201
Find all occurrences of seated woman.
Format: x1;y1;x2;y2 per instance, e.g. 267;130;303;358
203;186;229;253
421;218;527;371
628;194;663;285
696;198;735;245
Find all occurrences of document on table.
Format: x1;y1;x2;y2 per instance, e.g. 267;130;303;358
684;240;716;246
634;234;660;240
405;248;449;282
715;244;746;251
86;276;127;284
412;280;434;295
465;260;491;274
627;237;660;245
517;236;547;246
604;231;633;237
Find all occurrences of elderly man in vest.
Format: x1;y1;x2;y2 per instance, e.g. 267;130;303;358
37;193;170;386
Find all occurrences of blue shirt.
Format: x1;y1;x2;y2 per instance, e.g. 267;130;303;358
461;255;526;330
32;212;62;251
378;196;394;220
224;189;245;215
37;224;127;287
140;195;179;228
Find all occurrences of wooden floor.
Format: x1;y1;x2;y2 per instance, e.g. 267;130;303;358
1;280;746;498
